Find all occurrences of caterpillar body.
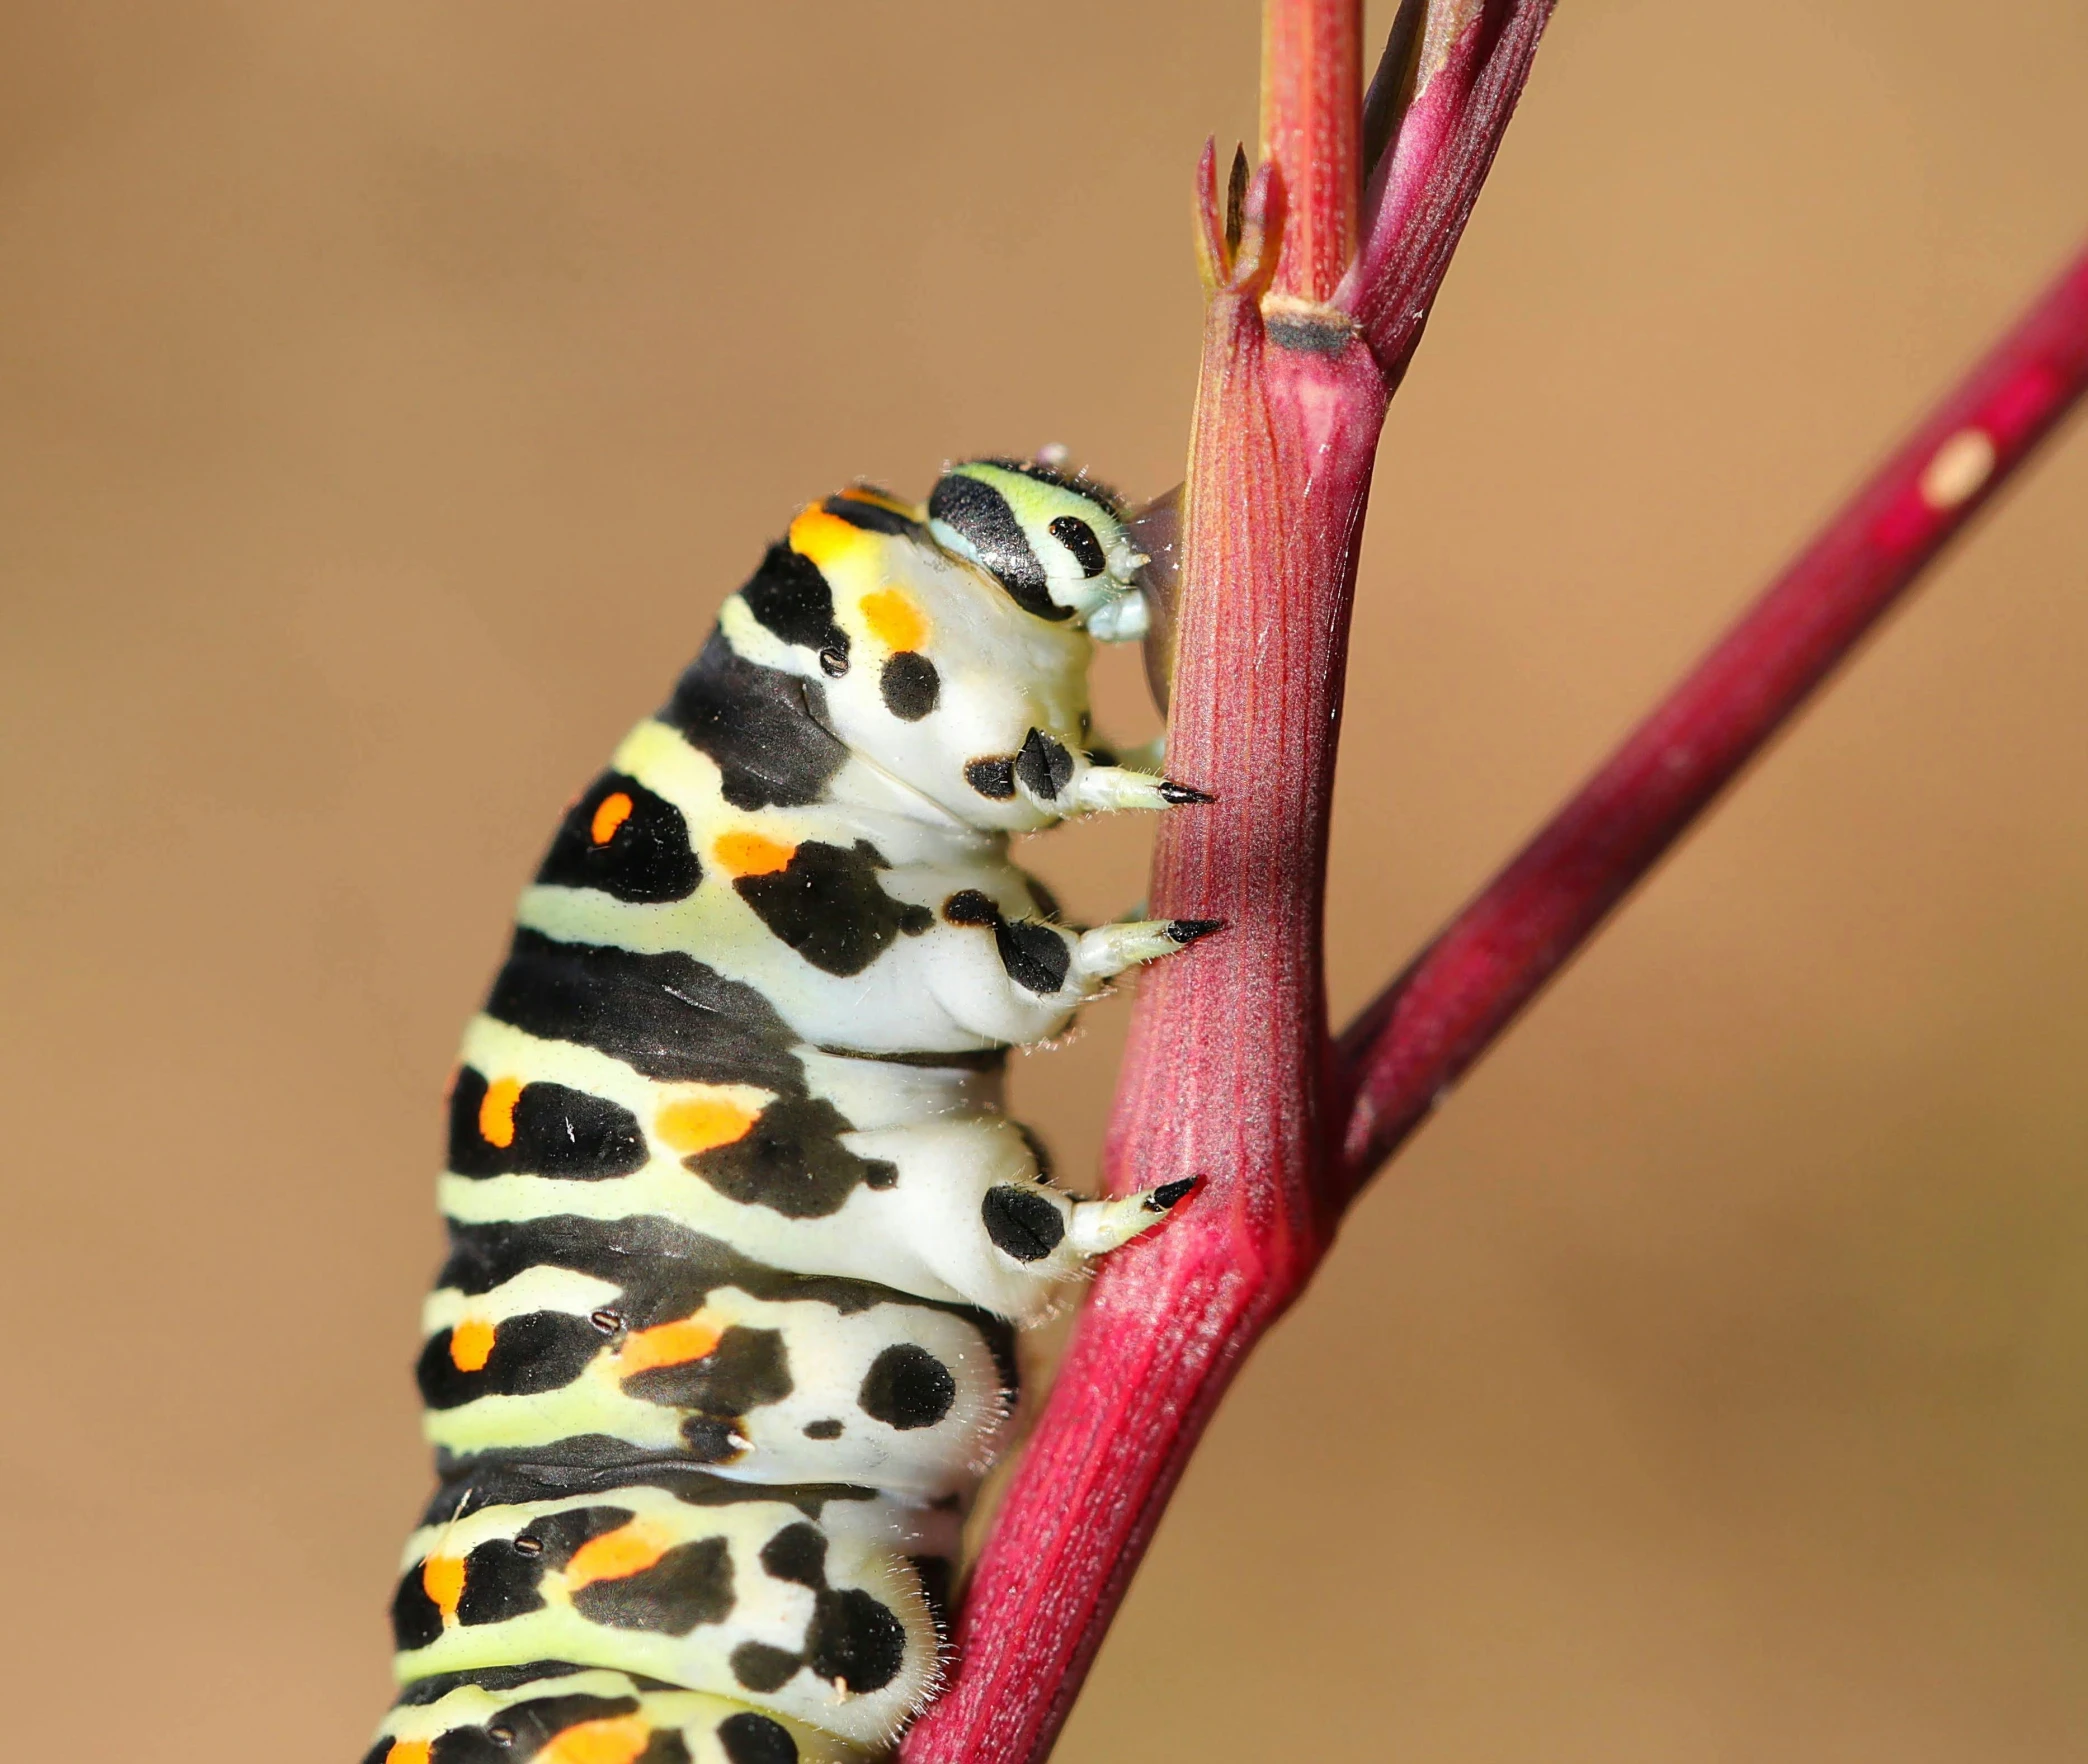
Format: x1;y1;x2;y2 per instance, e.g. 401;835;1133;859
367;461;1211;1764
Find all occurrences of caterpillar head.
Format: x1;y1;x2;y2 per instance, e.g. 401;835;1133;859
927;459;1149;640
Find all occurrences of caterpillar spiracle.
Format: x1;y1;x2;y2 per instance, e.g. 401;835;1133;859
366;460;1214;1764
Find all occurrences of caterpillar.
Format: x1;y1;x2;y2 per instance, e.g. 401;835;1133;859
365;459;1213;1764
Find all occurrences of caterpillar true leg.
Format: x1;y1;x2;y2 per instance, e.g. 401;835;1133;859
1071;915;1224;985
371;457;1209;1764
1065;763;1213;814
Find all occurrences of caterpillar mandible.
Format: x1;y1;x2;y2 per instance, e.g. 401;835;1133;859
366;459;1214;1764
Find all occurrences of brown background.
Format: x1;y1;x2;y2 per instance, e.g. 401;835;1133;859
4;3;2084;1757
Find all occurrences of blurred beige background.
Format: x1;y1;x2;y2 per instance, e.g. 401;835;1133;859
3;3;2084;1758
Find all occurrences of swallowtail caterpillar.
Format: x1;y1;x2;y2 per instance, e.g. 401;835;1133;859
366;459;1212;1764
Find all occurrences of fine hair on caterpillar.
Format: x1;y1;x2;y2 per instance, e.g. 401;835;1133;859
366;459;1218;1764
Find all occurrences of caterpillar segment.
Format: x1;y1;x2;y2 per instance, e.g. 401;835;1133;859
372;460;1214;1763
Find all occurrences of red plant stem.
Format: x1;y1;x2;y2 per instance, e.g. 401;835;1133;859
901;141;1380;1764
1337;237;2088;1193
1262;0;1361;304
900;7;1560;1762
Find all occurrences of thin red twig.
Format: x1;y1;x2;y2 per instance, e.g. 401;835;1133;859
1337;238;2088;1194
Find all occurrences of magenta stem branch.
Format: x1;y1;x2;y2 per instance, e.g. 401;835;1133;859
1337;238;2088;1192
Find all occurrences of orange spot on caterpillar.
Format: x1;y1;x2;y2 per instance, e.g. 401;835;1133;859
788;503;863;569
618;1315;723;1378
861;586;928;653
564;1521;671;1590
478;1077;522;1149
589;792;634;845
537;1716;652;1764
421;1554;466;1620
713;831;795;877
655;1095;759;1155
384;1742;432;1764
449;1317;496;1374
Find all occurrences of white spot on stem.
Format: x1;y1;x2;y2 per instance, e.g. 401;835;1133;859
1919;428;1996;510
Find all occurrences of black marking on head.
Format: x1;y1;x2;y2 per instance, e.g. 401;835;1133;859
734;838;934;976
624;1324;793;1424
994;917;1072;995
982;1184;1066;1261
928;472;1065;621
941;888;998;926
1159;779;1215;805
447;1067;648;1182
1147;1176;1199;1212
660;632;850;812
964;755;1017;799
859;1343;957;1431
571;1535;735;1634
1048;513;1108;577
686;1094;902;1219
1166;918;1224;946
718;1710;801;1764
731;1641;801;1694
803;1417;843;1440
486;929;806;1091
821;491;920;535
1014;728;1075;801
742;541;849;660
418;1312;606;1410
879;651;940;720
535;772;700;904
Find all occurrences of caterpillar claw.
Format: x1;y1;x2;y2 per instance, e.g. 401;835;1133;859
1072;915;1224;984
1066;765;1179;814
1066;1175;1201;1257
